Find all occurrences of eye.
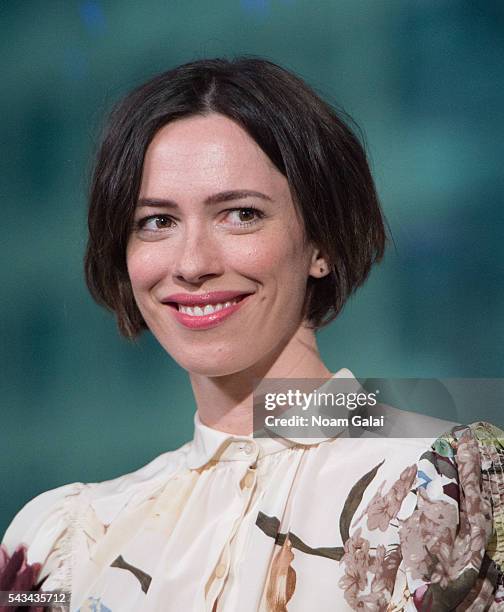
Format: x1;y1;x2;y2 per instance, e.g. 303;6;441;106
224;207;264;226
135;214;175;232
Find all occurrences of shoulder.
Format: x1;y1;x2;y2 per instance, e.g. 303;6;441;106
2;482;84;561
1;481;85;593
1;441;192;587
437;419;504;449
2;442;191;543
397;420;504;608
412;419;504;499
83;442;192;523
332;419;503;608
376;401;460;438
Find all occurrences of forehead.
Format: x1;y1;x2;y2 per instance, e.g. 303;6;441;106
140;113;286;197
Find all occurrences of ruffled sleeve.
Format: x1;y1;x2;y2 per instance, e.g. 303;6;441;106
397;421;504;610
1;482;84;595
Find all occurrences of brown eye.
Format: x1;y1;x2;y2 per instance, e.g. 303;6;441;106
225;207;264;226
153;216;172;229
238;209;256;222
136;214;175;231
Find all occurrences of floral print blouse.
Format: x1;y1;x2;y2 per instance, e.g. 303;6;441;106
2;369;503;611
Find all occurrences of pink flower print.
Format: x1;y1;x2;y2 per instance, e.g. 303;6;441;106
366;465;417;532
338;528;372;602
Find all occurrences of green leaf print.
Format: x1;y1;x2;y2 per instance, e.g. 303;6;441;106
339;459;384;543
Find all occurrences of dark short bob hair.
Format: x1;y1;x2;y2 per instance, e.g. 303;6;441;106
85;56;387;339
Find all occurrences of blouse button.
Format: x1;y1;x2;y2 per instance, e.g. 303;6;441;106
243;471;255;489
242;442;254;455
215;563;227;579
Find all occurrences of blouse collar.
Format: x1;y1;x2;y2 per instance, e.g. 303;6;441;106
186;367;358;469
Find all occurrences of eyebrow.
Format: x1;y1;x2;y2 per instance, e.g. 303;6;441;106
137;189;273;208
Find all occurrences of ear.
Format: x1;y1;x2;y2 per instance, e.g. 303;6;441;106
308;247;330;278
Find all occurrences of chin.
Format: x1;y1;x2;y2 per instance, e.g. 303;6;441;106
186;364;244;377
178;356;253;378
163;341;261;378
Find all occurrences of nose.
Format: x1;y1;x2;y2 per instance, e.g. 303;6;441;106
172;221;224;284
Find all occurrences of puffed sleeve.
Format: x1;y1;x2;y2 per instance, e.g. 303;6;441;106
1;482;84;595
397;421;504;610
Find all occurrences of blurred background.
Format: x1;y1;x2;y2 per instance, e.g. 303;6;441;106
1;1;503;534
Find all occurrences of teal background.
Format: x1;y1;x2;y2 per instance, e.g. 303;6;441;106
1;1;503;534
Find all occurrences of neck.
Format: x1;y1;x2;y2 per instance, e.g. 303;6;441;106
190;323;332;435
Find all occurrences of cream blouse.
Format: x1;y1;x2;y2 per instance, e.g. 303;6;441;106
2;369;504;611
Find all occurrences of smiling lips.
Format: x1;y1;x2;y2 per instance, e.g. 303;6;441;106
163;291;252;329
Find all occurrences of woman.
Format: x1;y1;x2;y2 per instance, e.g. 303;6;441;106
2;57;503;611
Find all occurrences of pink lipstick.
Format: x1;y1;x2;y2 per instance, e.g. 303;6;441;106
162;291;252;330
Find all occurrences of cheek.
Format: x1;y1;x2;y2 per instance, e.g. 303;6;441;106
228;231;310;294
126;246;166;294
224;240;283;277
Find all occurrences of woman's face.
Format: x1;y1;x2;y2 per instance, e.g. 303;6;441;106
126;113;323;376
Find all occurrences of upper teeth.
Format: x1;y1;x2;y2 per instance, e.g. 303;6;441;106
178;299;241;316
